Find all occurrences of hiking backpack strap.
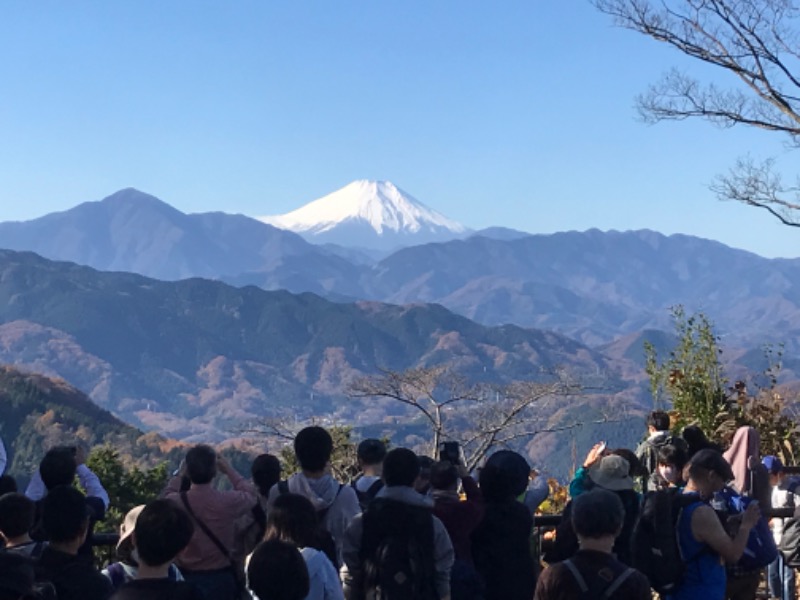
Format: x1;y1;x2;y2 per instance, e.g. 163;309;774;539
317;483;344;523
30;541;46;561
602;568;636;599
563;559;589;593
563;559;636;599
179;492;233;564
365;479;384;499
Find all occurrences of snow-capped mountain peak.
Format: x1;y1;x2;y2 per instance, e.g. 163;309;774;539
259;180;467;250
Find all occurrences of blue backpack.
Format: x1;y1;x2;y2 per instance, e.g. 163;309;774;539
716;487;778;570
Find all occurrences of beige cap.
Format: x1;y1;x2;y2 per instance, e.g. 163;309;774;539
117;505;145;550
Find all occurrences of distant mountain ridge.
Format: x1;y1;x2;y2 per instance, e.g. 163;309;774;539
2;188;799;352
0;188;366;297
260;180;469;250
0;249;620;441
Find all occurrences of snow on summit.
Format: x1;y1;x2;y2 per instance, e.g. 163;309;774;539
259;180;468;250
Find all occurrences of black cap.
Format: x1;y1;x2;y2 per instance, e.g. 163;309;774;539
689;449;734;482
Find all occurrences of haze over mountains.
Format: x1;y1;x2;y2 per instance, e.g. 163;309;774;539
1;184;798;352
2;182;798;475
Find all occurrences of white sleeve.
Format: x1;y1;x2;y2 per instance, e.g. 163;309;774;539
25;469;47;501
77;464;110;509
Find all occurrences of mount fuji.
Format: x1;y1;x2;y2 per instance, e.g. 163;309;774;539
259;180;469;250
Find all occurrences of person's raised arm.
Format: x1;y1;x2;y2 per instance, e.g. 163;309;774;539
458;465;482;502
569;442;606;497
0;437;6;475
217;456;256;512
75;446;110;509
25;469;46;501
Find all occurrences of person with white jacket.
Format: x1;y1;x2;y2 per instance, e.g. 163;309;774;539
266;427;359;567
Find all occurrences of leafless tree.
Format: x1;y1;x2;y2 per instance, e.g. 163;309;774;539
593;0;800;226
349;366;607;471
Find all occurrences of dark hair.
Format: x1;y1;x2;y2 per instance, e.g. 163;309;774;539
682;425;722;458
687;449;734;482
479;450;529;503
294;427;333;473
657;444;688;471
571;489;625;539
0;493;35;539
247;539;310;600
647;411;670;432
417;455;434;475
383;448;420;487
39;448;77;490
264;493;318;549
252;454;282;498
134;500;194;567
42;485;89;543
357;439;387;466
185;445;217;485
429;461;459;491
611;448;645;478
0;475;17;496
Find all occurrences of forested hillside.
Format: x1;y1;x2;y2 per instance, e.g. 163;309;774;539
0;365;173;483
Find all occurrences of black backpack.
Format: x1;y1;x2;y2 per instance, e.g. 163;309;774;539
360;497;438;600
631;487;702;595
351;476;384;511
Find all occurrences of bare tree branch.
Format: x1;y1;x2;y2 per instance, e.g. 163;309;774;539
593;0;800;227
712;156;800;226
349;366;598;470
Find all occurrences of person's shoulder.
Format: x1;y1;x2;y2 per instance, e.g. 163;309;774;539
620;568;653;599
687;502;716;527
334;482;360;510
337;481;358;499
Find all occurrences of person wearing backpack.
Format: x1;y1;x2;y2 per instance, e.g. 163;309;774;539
763;455;797;600
635;411;689;492
350;439;386;511
341;448;455;600
548;454;639;567
470;450;537;600
669;450;761;600
535;488;650;600
722;426;773;600
267;427;360;569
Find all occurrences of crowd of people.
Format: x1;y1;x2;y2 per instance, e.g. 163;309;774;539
0;413;796;600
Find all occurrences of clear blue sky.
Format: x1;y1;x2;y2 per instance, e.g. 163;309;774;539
0;1;797;258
